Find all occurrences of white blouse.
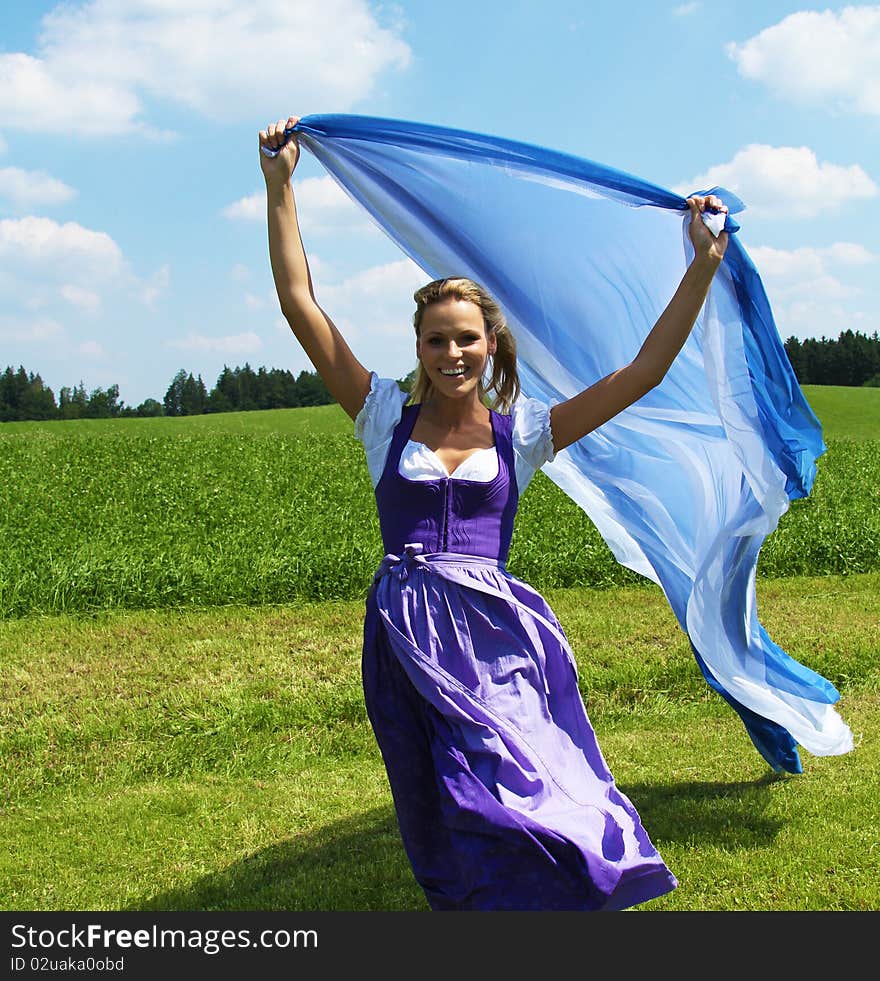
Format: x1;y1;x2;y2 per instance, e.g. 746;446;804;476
354;373;556;494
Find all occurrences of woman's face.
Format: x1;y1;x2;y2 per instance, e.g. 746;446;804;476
416;298;496;400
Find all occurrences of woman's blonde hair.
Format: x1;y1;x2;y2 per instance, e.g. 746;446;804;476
409;277;520;413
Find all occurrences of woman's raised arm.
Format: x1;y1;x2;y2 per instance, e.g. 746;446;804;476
549;194;729;454
260;115;372;420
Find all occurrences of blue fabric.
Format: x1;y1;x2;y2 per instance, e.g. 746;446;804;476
291;113;853;772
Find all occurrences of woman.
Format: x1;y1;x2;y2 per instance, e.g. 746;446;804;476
260;114;728;910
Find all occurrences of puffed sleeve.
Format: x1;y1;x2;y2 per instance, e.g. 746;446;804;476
510;394;557;493
354;372;409;488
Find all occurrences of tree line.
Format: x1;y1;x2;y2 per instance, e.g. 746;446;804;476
0;363;336;422
783;330;880;387
2;329;877;422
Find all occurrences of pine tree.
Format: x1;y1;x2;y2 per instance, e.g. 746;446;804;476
163;369;188;416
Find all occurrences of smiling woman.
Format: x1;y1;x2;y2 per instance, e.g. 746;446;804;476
419;299;488;387
405;280;516;475
257;112;729;912
254;101;852;910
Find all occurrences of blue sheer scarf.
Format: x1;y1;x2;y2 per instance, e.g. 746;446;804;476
289;113;853;773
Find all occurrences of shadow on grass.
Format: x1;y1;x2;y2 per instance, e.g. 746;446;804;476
132;804;427;912
621;771;788;848
132;774;785;911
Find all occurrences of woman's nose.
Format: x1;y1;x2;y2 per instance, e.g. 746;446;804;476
448;341;461;357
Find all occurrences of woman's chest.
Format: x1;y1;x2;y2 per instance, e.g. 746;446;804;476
401;440;499;481
409;418;496;478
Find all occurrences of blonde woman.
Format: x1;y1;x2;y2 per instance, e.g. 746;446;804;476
260;114;728;911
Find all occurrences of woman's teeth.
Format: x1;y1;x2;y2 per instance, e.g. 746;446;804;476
441;367;468;376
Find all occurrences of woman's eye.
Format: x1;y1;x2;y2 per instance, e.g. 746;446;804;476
426;334;479;346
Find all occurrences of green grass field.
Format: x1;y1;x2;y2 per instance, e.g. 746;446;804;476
800;384;880;442
1;402;348;437
1;574;877;911
1;384;878;911
1;385;877;618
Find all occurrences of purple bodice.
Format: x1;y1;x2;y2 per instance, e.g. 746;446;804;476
374;404;518;563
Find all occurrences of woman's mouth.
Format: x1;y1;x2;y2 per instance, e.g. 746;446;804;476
440;367;468;376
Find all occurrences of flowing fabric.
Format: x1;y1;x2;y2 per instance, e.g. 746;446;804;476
289;113;853;773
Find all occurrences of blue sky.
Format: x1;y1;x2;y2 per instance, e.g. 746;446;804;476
1;1;877;407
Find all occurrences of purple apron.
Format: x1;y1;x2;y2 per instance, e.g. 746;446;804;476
362;403;677;910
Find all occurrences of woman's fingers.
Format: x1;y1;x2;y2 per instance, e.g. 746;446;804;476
687;194;729;215
259;114;303;173
261;116;300;151
264;119;282;148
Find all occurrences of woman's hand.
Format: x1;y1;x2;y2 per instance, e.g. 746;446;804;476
259;115;301;187
686;194;728;265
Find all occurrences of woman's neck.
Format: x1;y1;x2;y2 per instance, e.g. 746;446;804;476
419;392;489;431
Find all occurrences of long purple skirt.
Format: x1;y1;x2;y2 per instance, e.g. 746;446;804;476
362;548;678;911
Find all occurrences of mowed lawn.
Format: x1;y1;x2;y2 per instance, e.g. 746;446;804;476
1;384;878;911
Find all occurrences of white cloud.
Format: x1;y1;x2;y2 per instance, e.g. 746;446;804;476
0;216;124;278
78;340;106;358
678;145;877;218
317;257;425;306
0;315;65;342
61;283;102;314
252;256;426;379
0;166;76;209
749;242;877;339
297;176;360;218
139;264;171;308
752;245;849;302
672;3;701;16
313;257;428;349
0;52;147;136
0;216;167;312
820;242;875;265
223;176;375;236
727;6;880;116
166;330;263;354
0;0;411;137
222;192;263;222
781;300;873;339
749;242;877;298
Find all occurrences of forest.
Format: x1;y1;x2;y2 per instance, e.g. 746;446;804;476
0;363;335;422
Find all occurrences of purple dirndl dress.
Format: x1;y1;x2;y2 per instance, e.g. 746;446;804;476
362;400;677;911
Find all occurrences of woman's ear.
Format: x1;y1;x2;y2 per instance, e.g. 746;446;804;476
487;332;497;356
